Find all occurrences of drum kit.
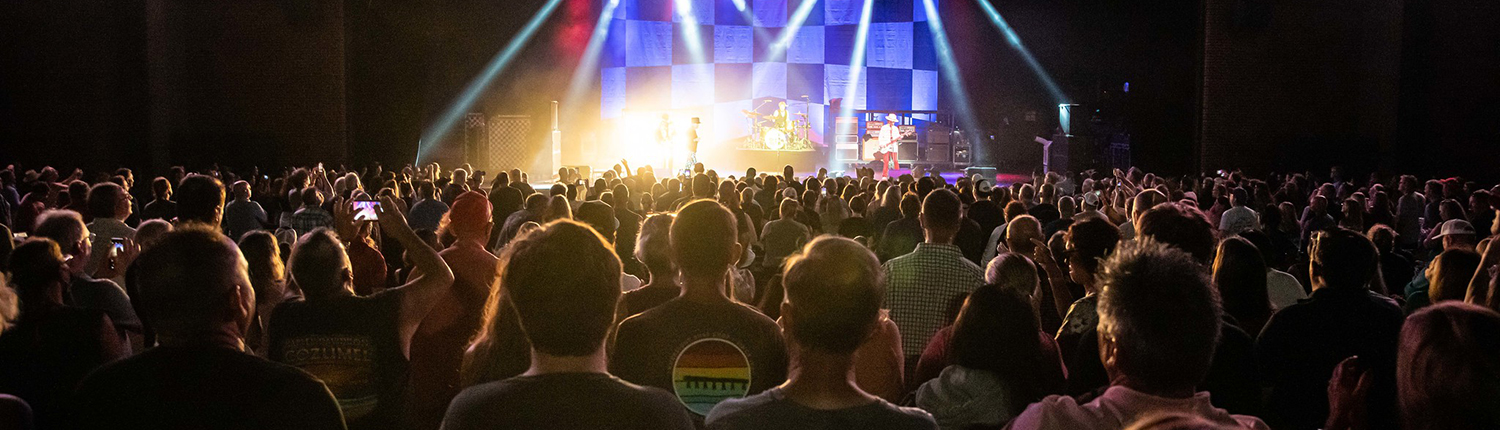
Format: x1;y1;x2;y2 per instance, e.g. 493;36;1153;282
741;103;813;151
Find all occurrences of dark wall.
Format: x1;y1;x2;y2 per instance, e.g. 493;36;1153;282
0;0;150;171
1395;0;1500;182
146;0;347;171
1200;0;1405;177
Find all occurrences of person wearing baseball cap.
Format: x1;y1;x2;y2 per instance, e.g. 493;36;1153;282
409;190;497;430
1429;219;1477;251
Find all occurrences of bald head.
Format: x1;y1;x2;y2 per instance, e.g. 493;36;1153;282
128;226;252;336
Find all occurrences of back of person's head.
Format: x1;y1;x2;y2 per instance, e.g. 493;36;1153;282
237;231;284;304
523;193;549;211
545;195;572;221
576;201;617;243
950;283;1050;412
1098;239;1222;392
288;229;351;299
1005;215;1044;254
1131;189;1166;220
300;186;324;208
780;236;883;354
442;191;492;240
635;214;675;276
32;210;86;256
898;192;921;218
417;180;436;199
1137;202;1216;266
128;226;251;336
778;197;801;219
671;200;738;278
1229;187;1249;206
8;239;68;306
498;220;621;356
87;182;128;220
920;189;962;233
1368;224;1397;253
1004;200;1027;221
1429;248;1481;303
152;177;172;200
691;173;714;197
1212;237;1270;322
1310;227;1378;290
176;174;225;226
985;252;1039;297
135;219;174;250
1067;217;1121;277
1398;302;1500;430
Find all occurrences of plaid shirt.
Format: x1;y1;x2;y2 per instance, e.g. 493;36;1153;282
884;242;985;356
289;207;333;236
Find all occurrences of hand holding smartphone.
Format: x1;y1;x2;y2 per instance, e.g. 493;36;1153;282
352;200;381;221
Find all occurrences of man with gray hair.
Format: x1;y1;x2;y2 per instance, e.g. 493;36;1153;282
33;210;141;349
1008;240;1268;429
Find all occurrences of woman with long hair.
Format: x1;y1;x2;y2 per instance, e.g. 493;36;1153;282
1212;237;1275;335
915;284;1065;429
238;231;287;355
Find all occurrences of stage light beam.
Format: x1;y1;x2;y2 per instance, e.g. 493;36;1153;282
839;0;875;119
921;0;979;144
768;0;822;60
675;0;708;65
974;0;1067;104
561;0;622;117
418;0;566;164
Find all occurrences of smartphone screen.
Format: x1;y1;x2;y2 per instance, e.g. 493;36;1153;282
352;200;380;221
111;237;126;255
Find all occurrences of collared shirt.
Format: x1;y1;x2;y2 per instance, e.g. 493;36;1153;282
1006;385;1268;430
884;243;985;356
1219;205;1259;235
289;207;333;237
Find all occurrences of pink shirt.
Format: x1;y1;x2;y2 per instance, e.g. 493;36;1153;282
1005;385;1268;430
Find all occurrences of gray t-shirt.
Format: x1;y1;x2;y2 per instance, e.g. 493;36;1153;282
705;387;937;430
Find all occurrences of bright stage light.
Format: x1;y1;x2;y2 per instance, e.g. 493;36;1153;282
562;0;622;114
417;0;566;164
675;0;708;65
838;0;876;119
974;0;1067;104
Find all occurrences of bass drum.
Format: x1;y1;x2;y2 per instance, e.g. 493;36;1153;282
763;128;788;150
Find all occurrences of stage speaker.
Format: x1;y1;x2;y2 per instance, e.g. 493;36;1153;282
925;144;951;163
898;125;919;163
486;115;548;179
834;117;860;161
926;125;950;144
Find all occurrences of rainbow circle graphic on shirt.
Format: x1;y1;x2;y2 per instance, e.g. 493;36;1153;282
671;338;751;415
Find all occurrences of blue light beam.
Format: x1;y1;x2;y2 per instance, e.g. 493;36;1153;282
838;0;875;118
768;0;822;60
674;0;707;65
974;0;1067;104
921;0;979;138
418;0;566;164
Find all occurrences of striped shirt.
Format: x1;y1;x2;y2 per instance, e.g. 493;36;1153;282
884;243;985;356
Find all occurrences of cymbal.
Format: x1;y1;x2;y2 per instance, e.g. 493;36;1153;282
740;110;762;118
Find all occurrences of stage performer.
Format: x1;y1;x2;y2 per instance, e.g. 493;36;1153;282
656;114;674;173
877;113;902;178
681;117;700;176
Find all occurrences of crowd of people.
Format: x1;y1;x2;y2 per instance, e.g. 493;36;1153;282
0;160;1497;430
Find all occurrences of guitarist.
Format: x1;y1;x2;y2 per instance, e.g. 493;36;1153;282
875;113;904;178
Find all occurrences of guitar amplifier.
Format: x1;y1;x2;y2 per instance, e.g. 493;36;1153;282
835;134;861;161
898;125;919;163
925;144;951;163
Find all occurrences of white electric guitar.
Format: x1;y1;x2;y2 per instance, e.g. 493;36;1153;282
866;128;916;155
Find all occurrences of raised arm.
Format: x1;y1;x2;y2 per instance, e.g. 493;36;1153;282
373;195;455;358
1031;238;1076;322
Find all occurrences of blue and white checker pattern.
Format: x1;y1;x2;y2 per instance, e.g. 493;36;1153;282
602;0;938;144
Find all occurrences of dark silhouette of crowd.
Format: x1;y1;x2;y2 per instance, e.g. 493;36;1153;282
0;161;1498;430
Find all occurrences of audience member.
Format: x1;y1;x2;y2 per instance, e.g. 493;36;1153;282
32;210;141;348
268;196;454;430
289;188;333;236
877;192;924;261
885;189;984;374
620;214;679;317
408;180;449;232
139;177;176;222
70;226;345;430
1008;240;1267;429
1212;237;1274;336
611;200;789;422
175;174;225;228
707;236;936;430
1257;228;1403;430
441;220;693;430
0;239;126;428
224;180;268;240
760;198;812;269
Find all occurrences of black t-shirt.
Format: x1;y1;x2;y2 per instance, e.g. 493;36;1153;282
622;283;681;318
69;344;345;430
441;372;694;430
0;307;118;429
267;292;406;430
838;216;875;240
610;297;790;419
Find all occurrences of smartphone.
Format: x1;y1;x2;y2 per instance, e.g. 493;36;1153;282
352;200;381;221
111;237;126;256
11;232;27;241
